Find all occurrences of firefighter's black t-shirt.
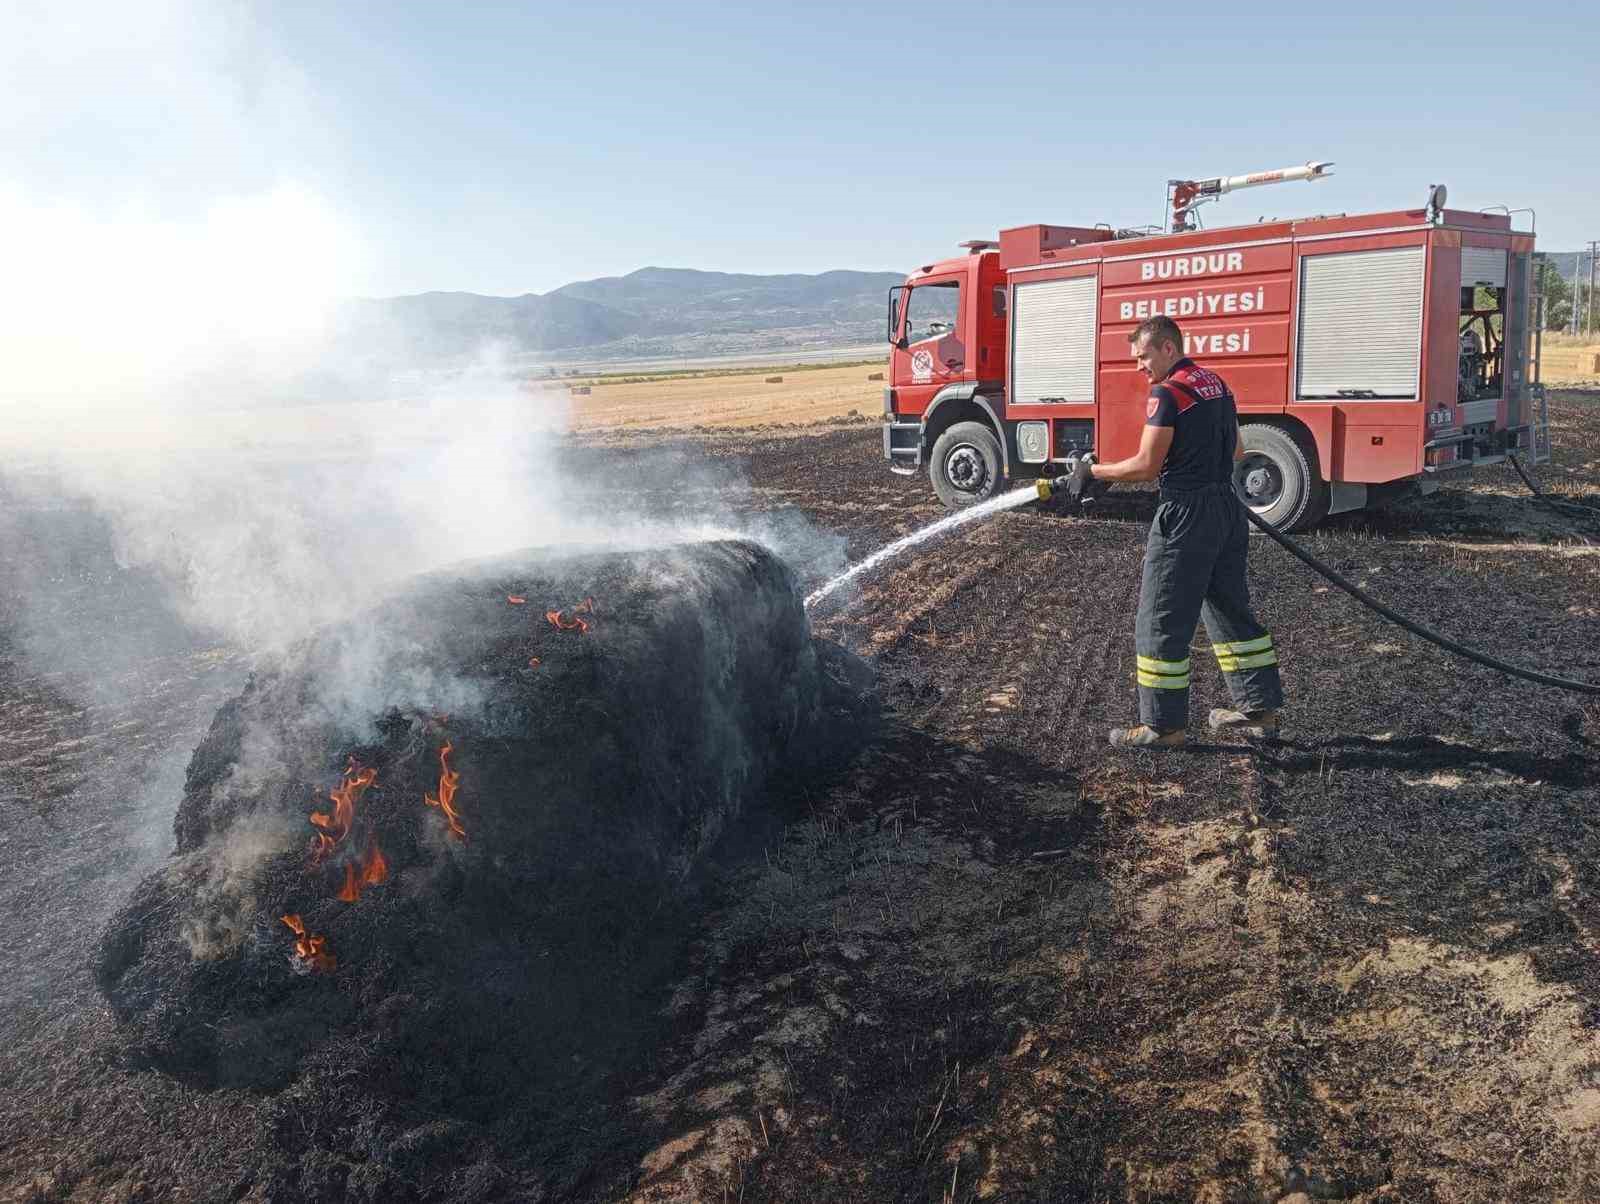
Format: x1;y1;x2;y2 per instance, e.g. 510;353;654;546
1145;358;1239;492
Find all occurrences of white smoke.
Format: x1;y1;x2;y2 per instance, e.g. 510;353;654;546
179;811;302;961
0;183;359;415
0;0;845;662
0;3;848;946
0;0;349;410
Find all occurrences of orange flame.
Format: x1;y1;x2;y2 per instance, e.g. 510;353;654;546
308;759;378;865
335;842;389;903
507;595;527;605
280;913;336;973
424;741;466;840
546;595;596;633
545;608;590;634
336;864;360;903
362;842;389;885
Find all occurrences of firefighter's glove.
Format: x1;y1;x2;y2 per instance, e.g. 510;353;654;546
1067;454;1096;501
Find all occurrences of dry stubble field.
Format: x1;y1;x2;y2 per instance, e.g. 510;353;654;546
561;361;887;431
3;370;1600;1203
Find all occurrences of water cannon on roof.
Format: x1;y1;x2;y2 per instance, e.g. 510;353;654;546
1167;160;1334;233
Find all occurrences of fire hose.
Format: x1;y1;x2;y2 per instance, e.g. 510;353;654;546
1041;464;1600;697
1509;453;1600;520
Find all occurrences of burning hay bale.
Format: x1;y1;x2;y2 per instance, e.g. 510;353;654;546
95;538;834;1125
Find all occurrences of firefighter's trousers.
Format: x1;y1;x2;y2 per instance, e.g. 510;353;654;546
1134;482;1283;731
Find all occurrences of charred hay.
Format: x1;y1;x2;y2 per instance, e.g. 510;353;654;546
90;537;863;1192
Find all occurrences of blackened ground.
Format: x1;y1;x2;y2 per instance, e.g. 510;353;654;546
4;393;1600;1203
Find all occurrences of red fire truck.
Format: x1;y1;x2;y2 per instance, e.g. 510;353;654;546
882;172;1546;529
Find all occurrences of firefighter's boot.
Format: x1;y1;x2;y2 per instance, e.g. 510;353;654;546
1108;725;1186;749
1207;707;1279;740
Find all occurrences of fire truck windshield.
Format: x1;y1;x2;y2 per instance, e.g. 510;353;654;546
904;280;960;345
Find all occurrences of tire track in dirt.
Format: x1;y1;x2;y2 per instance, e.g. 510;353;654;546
1228;748;1308;1196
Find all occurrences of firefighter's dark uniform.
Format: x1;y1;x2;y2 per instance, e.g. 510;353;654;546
1135;358;1282;731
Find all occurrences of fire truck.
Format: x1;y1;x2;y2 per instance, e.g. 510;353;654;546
882;166;1546;530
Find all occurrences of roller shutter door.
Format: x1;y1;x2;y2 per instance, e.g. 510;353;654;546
1461;246;1508;288
1296;245;1424;400
1011;276;1096;404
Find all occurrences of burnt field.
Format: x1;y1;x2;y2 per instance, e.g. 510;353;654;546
4;392;1600;1203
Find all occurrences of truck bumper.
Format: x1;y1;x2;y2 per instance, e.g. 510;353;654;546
883;420;921;476
1423;423;1533;473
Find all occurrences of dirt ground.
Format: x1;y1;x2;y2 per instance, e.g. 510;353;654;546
3;390;1600;1202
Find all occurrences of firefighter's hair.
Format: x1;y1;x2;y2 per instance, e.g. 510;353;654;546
1129;315;1183;354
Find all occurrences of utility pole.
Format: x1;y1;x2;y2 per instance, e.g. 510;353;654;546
1588;240;1598;339
1574;250;1585;336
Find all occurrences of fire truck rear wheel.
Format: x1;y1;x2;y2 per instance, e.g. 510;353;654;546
1234;423;1329;533
929;421;1005;509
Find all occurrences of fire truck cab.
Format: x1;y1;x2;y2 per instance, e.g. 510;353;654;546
882;196;1543;530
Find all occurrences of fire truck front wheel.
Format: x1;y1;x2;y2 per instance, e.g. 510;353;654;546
929;421;1004;509
1234;422;1329;533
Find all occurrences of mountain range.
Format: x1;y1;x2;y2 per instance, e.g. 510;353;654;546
338;266;906;364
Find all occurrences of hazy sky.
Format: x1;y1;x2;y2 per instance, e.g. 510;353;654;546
4;0;1597;298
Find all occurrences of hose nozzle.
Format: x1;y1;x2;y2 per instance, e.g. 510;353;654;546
1046;458;1098;507
1035;474;1089;505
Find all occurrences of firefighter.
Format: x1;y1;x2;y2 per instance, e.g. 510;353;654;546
1064;315;1282;747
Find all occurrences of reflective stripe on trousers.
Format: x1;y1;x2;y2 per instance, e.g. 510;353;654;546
1213;634;1278;673
1136;654;1190;690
